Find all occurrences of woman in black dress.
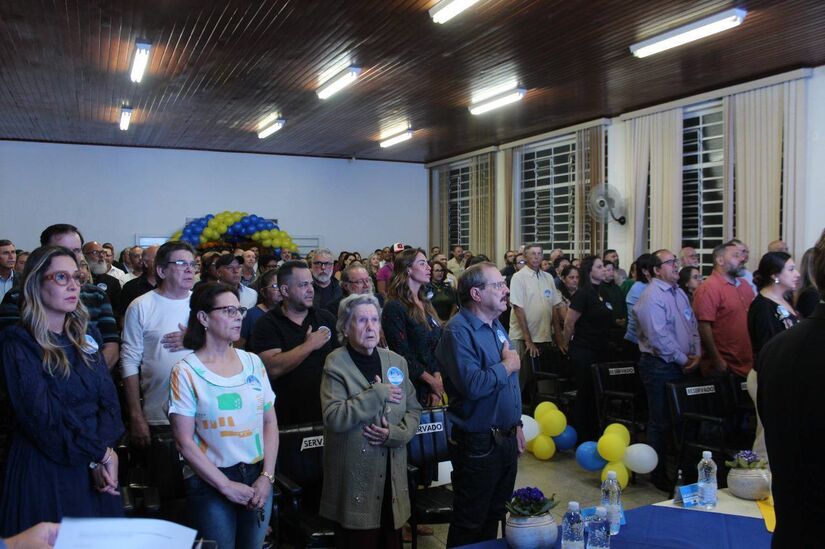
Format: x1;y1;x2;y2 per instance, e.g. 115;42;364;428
429;259;457;322
0;246;124;536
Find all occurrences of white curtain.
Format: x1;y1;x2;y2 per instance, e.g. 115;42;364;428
428;166;450;252
624;108;682;258
782;79;807;259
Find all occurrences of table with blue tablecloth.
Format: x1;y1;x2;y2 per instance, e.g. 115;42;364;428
462;489;772;548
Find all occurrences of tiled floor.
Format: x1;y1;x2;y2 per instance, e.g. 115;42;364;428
410;450;667;548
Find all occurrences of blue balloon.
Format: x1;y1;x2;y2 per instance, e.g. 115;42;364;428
553;426;578;452
575;441;607;472
206;214;214;220
266;221;275;230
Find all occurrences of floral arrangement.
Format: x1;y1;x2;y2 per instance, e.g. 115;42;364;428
505;487;558;517
725;450;767;469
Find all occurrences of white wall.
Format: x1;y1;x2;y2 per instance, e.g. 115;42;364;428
0;142;428;254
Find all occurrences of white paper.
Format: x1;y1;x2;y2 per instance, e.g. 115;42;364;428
54;517;197;549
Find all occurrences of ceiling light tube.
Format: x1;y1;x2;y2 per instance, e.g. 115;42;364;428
630;8;747;58
316;66;362;99
257;116;286;139
130;41;152;83
429;0;481;24
469;87;526;115
119;107;132;131
380;129;414;148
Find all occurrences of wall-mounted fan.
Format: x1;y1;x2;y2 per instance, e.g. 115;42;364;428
587;184;626;225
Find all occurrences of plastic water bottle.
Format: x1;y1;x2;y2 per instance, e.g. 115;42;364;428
697;450;718;509
600;471;622;535
561;501;584;549
585;506;610;549
673;469;684;501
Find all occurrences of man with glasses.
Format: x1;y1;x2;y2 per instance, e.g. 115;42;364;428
436;263;523;547
249;260;338;425
634;249;700;492
121;240;197;506
325;263;383;317
214;253;258;309
82;241;122;308
310;248;342;310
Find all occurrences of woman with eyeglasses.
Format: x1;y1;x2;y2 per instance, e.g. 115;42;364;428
241;269;282;349
169;282;278;549
0;246;124;535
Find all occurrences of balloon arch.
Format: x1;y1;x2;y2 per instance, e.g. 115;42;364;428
171;211;297;252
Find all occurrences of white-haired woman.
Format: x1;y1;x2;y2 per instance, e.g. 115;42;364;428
320;294;421;548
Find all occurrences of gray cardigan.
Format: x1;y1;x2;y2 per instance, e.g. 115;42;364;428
319;346;421;530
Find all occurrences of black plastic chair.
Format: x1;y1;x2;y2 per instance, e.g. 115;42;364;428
274;423;335;548
532;352;576;415
406;407;453;549
726;373;756;448
591;361;648;439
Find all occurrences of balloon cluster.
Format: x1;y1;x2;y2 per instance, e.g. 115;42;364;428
519;402;578;461
170;211;298;251
574;423;658;489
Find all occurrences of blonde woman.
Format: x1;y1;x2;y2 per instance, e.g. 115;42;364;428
0;246;124;536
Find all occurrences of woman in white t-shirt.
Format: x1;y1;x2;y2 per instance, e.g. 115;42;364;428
169;283;278;549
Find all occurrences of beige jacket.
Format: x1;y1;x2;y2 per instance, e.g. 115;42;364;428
319;347;421;530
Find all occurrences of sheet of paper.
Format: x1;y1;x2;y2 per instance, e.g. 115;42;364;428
54;517;197;549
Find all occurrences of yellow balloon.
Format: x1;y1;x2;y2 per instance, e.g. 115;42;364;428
526;438;535;453
199;235;207;244
534;401;558;421
263;240;273;248
605;423;631;446
601;462;630;489
597;433;628;462
539;410;567;437
532;435;556;460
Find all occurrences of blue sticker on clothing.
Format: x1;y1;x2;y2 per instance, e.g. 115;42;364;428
605;302;613;310
683;307;693;321
496;329;508;344
544;289;551;298
387;366;404;386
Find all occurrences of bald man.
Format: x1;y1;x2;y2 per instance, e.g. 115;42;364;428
768;240;789;254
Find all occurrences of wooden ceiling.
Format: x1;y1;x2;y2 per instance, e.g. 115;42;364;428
1;0;824;163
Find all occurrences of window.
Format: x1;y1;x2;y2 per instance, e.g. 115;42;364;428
447;163;471;249
682;103;725;275
520;137;582;254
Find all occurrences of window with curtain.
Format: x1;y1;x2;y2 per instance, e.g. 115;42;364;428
520;137;584;254
448;162;471;248
681;103;725;275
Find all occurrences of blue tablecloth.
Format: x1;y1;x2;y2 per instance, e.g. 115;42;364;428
462;504;772;548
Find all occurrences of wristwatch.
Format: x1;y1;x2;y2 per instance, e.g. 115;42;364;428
259;471;275;485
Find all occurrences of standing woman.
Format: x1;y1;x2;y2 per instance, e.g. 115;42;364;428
429;259;458;322
382;248;444;406
560;257;614;443
678;266;703;303
320;294;421;547
240;269;282;348
0;246;124;535
556;265;580;331
169;283;278;549
795;248;820;318
748;252;801;357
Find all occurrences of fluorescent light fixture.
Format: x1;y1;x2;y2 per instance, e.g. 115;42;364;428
130;41;152;83
316;66;362;99
429;0;481;24
257;113;286;139
469;86;526;115
119;107;132;131
380;129;414;148
630;8;747;58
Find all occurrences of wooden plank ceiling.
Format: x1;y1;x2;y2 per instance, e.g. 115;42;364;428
0;0;824;163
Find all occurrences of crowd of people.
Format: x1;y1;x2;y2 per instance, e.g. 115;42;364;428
0;225;822;548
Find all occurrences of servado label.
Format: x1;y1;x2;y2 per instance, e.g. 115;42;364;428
300;435;324;451
416;423;444;435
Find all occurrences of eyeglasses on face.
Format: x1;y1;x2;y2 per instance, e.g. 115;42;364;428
312;261;334;268
481;281;507;290
43;270;87;286
208;306;248;318
85;250;105;258
167;260;198;269
348;278;372;287
661;258;680;267
265;284;282;292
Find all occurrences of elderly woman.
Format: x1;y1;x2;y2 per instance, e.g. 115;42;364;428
0;246;124;535
320;294;421;548
169;283;278;549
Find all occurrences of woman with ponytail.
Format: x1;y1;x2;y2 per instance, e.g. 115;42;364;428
0;246;124;536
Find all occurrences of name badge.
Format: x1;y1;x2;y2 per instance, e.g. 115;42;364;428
82;336;100;355
496;329;508;344
387;366;404;386
605;302;613;310
97;282;108;291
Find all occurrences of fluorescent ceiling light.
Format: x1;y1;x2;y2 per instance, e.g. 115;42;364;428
119;107;132;131
130;41;151;83
630;8;747;58
257;113;286;139
429;0;481;24
316;66;362;99
380;129;414;148
469;86;526;115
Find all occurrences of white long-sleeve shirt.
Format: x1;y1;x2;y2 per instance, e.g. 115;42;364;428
121;290;191;425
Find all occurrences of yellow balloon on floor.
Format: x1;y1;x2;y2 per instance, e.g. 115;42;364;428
532;435;556;460
597;433;628;462
601;462;630;489
604;423;631;446
539;410;567;437
526;438;535;453
534;401;558;421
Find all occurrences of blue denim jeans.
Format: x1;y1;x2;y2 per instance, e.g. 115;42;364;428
637;353;686;480
185;462;272;549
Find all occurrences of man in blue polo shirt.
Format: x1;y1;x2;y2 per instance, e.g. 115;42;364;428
436;262;523;547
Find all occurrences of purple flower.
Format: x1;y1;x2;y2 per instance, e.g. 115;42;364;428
513;487;546;503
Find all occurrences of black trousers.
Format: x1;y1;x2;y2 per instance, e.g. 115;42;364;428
569;345;605;443
446;429;518;548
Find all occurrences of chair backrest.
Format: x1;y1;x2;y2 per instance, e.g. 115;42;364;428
407;406;450;486
591;361;644;397
726;373;752;409
666;379;728;421
277;422;325;509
